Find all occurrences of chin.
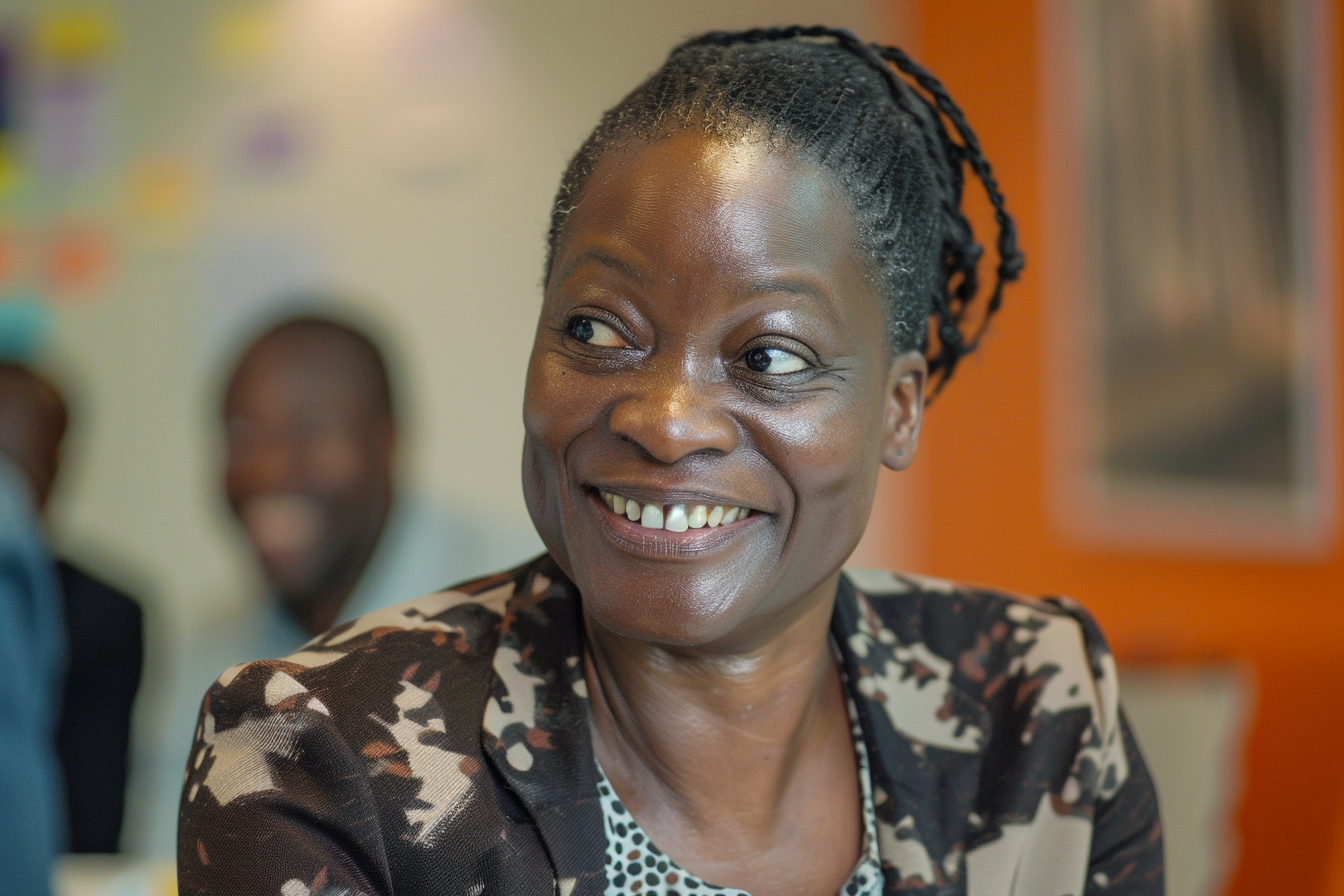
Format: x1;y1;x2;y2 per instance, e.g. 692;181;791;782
260;556;321;599
573;562;776;651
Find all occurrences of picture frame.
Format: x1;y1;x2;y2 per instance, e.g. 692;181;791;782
1040;0;1337;556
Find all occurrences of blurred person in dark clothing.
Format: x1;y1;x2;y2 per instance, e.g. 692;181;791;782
0;362;144;854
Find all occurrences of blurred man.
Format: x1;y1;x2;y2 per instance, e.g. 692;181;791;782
0;362;143;855
222;316;400;643
130;313;539;856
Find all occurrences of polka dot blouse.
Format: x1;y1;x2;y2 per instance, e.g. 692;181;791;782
595;695;884;896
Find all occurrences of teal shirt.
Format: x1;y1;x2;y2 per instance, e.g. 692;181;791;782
0;457;65;894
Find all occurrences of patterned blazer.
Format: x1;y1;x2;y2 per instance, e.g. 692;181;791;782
177;554;1163;896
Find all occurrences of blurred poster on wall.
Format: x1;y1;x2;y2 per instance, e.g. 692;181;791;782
31;9;118;191
1044;0;1335;555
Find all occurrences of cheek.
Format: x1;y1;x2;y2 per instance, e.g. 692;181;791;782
310;436;365;492
521;353;575;471
767;383;888;538
522;350;621;461
224;449;276;509
521;353;588;551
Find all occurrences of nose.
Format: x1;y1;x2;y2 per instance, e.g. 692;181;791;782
229;429;299;497
608;365;739;464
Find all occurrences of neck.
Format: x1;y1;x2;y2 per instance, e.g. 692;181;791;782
285;567;360;636
582;573;847;834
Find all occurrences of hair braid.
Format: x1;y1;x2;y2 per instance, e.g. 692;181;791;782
545;26;1023;396
875;45;1025;387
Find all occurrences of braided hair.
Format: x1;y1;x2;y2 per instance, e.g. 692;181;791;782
545;26;1023;395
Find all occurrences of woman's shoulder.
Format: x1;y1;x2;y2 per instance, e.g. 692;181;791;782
198;554;566;729
178;554;578;893
836;567;1122;753
839;566;1112;664
837;569;1159;893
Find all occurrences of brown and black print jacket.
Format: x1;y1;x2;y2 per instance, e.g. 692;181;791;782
178;554;1163;896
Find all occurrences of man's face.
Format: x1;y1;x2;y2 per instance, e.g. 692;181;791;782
223;332;394;609
0;371;66;511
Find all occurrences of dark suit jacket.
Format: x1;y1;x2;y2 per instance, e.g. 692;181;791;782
56;559;143;853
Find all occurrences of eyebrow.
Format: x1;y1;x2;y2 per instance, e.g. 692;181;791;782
743;276;845;328
555;250;850;329
553;248;645;288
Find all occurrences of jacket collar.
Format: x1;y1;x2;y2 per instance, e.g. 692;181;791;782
479;556;606;896
478;559;976;895
832;572;986;893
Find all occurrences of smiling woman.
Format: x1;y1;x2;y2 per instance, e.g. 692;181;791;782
525;138;905;653
177;26;1162;896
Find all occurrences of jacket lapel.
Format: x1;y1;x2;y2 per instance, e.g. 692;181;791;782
480;557;606;896
832;573;982;894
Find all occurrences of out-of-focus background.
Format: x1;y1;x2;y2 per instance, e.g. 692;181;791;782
0;0;1339;894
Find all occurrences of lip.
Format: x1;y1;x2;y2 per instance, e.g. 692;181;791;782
586;488;763;557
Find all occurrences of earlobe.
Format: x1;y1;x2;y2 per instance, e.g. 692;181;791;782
880;351;926;471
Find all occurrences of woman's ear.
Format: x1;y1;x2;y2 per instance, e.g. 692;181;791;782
880;351;926;471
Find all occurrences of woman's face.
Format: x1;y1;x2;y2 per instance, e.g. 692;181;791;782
523;132;924;650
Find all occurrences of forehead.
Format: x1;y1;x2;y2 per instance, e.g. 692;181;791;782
226;332;377;419
553;133;870;292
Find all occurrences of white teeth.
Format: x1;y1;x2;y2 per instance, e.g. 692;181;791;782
665;504;689;532
599;490;751;531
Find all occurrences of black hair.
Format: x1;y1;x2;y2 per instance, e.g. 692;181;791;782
545;25;1023;395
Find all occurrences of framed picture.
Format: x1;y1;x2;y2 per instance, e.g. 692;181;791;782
1041;0;1337;555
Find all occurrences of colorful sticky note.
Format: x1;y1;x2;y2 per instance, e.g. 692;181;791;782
35;10;117;64
44;220;113;302
208;1;281;72
126;155;197;231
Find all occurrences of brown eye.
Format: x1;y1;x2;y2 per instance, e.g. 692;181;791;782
744;347;809;374
568;317;594;342
565;315;625;347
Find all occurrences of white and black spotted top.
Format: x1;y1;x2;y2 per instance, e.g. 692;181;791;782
596;694;884;896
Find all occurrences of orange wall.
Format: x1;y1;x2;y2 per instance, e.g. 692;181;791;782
876;2;1344;893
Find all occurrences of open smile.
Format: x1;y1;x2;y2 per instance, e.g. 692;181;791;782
586;487;764;557
596;488;756;532
591;486;768;556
